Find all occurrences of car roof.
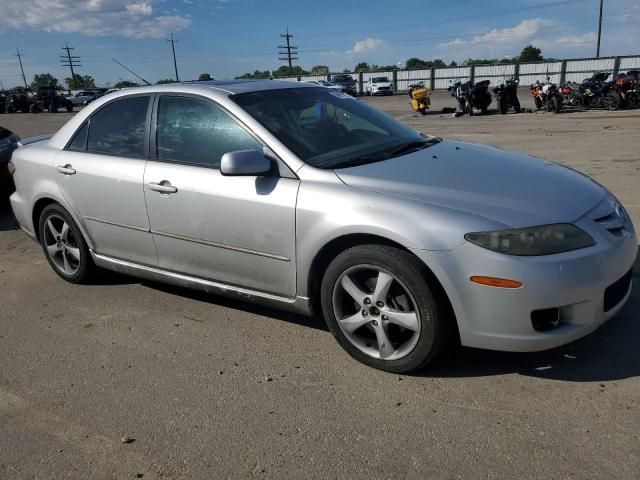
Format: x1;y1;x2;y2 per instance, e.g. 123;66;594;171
154;79;316;95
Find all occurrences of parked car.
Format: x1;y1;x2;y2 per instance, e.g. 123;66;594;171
5;87;42;113
0;127;20;199
330;74;357;96
67;90;100;106
305;80;343;91
9;81;636;373
0;90;7;114
36;86;73;113
365;76;394;96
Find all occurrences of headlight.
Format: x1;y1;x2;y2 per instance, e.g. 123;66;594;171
464;224;594;256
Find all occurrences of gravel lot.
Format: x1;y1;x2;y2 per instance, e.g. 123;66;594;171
1;91;639;479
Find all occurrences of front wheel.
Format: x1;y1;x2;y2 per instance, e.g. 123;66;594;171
39;204;96;283
321;245;451;373
534;97;543;110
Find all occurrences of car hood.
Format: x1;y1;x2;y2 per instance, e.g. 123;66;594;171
334;140;605;228
372;82;392;87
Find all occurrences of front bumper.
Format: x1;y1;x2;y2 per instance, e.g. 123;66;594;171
412;217;637;352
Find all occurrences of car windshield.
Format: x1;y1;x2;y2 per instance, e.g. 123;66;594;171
233;87;436;169
372;77;389;83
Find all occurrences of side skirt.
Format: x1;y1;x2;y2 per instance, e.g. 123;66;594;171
90;251;314;316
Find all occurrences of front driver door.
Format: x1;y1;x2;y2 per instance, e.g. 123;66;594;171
143;94;299;298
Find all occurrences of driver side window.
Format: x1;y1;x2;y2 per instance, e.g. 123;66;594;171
156;95;262;169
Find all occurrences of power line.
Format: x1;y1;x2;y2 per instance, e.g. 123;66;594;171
168;30;180;82
278;27;298;76
596;0;604;57
60;43;81;92
15;47;28;89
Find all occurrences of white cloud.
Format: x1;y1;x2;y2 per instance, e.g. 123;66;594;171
440;19;551;48
0;0;191;39
346;38;388;55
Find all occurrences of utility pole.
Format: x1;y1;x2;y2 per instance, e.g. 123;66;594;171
596;0;604;58
168;30;180;82
15;47;28;89
61;44;81;93
278;27;299;77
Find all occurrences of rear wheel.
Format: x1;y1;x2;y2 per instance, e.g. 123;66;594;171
66;102;73;112
39;204;95;283
418;107;428;115
551;96;561;113
48;103;57;113
321;245;451;373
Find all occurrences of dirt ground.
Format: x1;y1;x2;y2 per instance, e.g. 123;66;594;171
1;91;639;479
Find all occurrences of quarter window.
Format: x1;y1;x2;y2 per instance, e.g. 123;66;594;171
67;122;88;151
156;96;262;169
87;96;149;157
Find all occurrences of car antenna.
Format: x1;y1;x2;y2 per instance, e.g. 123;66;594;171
112;59;152;86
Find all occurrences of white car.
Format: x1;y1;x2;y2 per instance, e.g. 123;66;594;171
66;91;99;106
366;76;394;96
305;80;344;91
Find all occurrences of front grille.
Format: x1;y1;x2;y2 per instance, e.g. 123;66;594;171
604;269;633;312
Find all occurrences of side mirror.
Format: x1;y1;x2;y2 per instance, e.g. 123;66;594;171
220;149;272;176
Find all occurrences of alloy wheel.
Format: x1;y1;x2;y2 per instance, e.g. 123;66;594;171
332;265;421;361
43;214;81;275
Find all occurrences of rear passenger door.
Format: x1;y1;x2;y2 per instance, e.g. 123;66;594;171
143;94;299;297
54;94;158;266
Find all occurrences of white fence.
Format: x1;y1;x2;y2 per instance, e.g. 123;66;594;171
272;54;640;93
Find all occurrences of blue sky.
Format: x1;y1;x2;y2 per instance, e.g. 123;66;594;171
1;0;638;88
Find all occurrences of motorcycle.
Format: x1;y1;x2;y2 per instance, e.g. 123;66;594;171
493;78;521;114
613;70;639;110
407;81;431;115
559;81;584;108
579;71;610;108
448;80;492;115
531;79;563;113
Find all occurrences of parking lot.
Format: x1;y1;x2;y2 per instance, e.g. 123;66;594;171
1;91;639;479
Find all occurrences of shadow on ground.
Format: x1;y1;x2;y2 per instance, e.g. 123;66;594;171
148;252;639;383
0;202;18;231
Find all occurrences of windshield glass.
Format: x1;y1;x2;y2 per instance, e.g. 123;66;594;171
372;77;389;83
232;87;431;169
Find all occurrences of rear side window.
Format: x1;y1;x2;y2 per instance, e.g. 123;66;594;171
156;95;262;169
67;123;88;151
87;96;149;157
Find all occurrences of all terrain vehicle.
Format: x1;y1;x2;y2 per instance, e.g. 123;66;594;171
36;86;73;113
5;88;43;113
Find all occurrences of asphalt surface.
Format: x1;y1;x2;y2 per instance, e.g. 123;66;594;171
1;92;639;479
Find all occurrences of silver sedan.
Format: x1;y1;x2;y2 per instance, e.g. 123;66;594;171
9;80;636;372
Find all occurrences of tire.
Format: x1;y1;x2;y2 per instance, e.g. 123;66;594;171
38;204;95;284
320;244;451;373
481;106;489;114
534;97;543;110
21;104;29;113
497;98;506;114
66;102;73;113
628;92;639;109
551;96;561;113
419;107;428;115
513;97;521;113
48;103;57;113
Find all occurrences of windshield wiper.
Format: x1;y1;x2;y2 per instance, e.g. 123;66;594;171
387;138;440;157
327;138;441;170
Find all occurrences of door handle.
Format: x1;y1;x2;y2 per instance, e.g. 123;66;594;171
56;164;76;175
148;181;178;194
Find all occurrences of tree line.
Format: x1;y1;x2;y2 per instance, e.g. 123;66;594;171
10;45;547;89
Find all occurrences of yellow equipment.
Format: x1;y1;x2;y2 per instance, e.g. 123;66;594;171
409;84;431;115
